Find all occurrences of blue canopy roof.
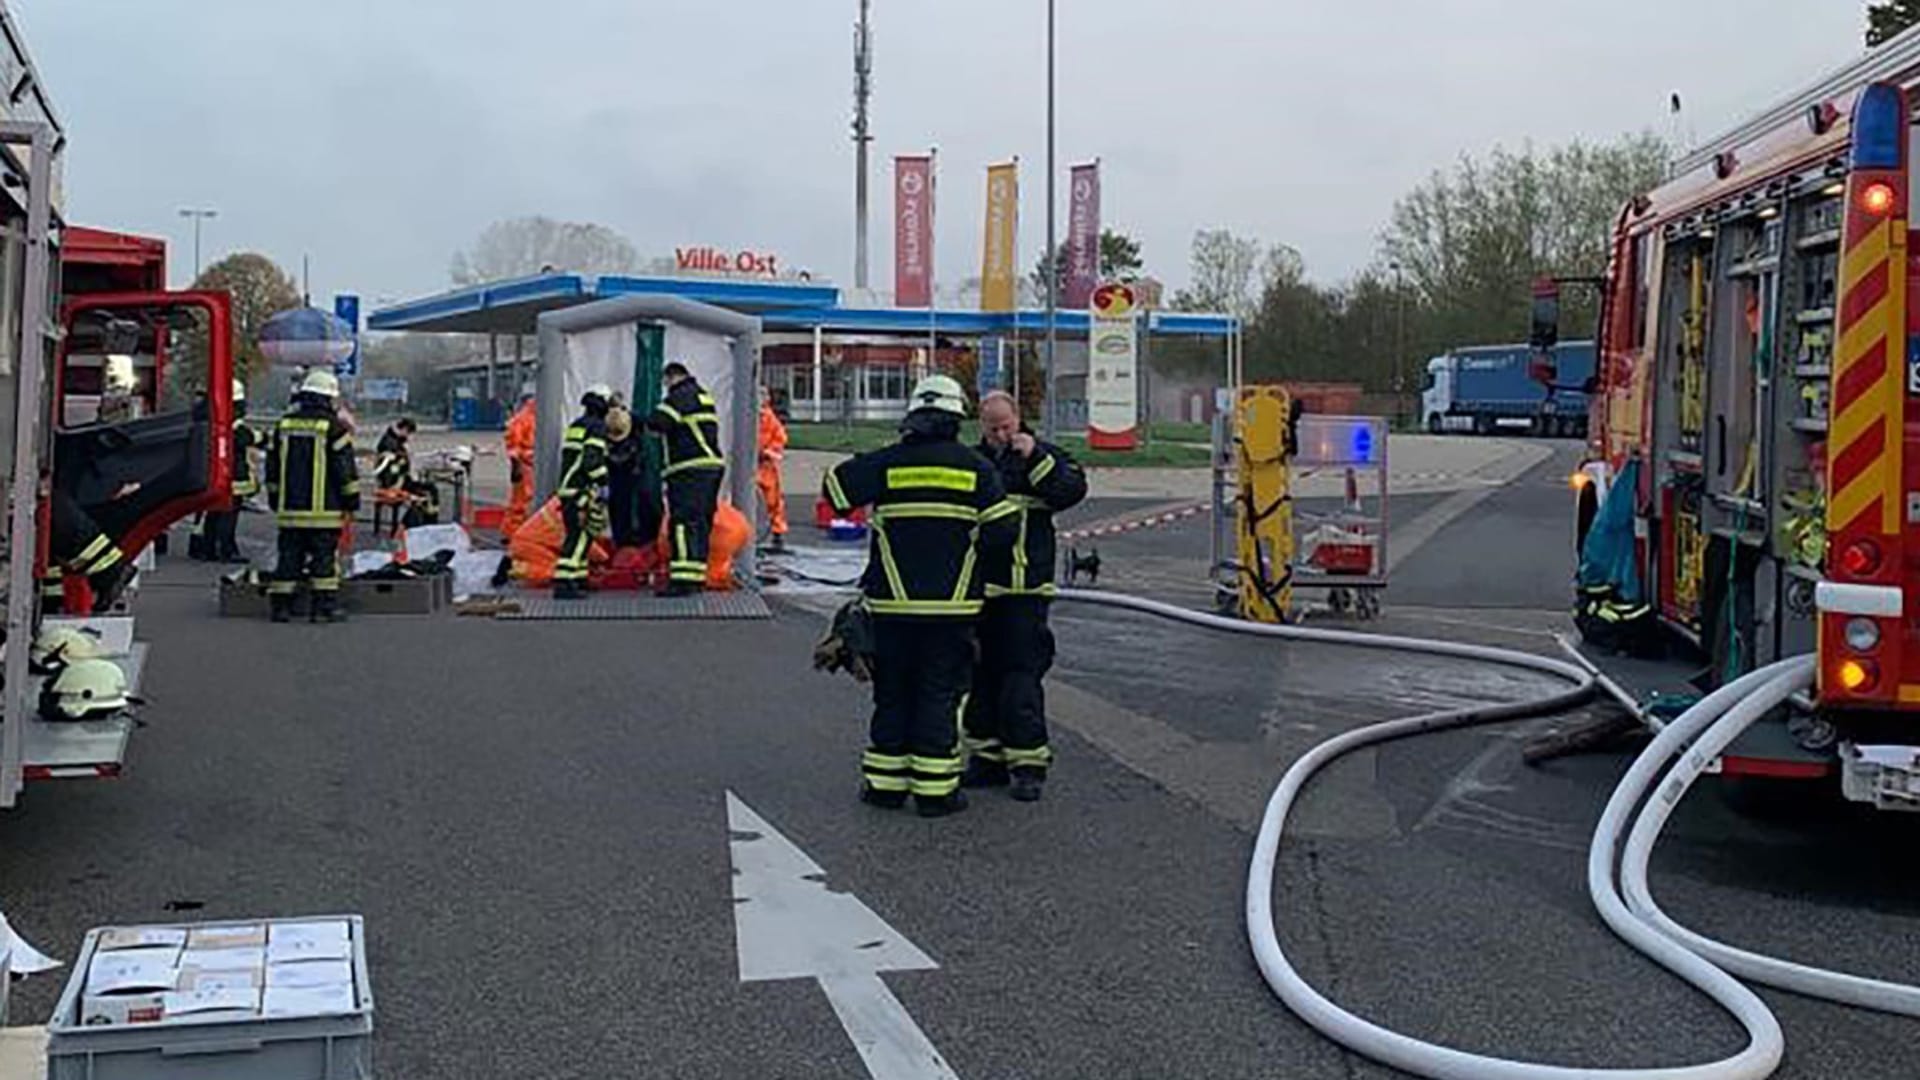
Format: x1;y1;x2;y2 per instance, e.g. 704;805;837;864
368;273;1237;339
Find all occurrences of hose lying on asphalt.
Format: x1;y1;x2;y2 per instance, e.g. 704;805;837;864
1052;590;1915;1079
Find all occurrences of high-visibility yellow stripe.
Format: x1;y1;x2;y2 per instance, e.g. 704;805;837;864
872;502;979;522
825;468;853;511
1028;454;1056;485
1012;506;1029;592
980;499;1019;523
862;751;911;770
1009;494;1051;510
986;582;1058;598
662;457;724;476
952;540;977;603
872;522;909;600
867;598;983;616
887;466;977;492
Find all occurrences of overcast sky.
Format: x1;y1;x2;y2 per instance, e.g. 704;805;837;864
19;1;1868;310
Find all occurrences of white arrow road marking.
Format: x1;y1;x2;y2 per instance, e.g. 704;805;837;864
727;791;961;1080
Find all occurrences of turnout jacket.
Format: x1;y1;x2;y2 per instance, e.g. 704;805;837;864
650;377;725;478
825;428;1017;617
556;413;610;505
232;416;263;497
266;402;361;528
373;426;413;490
977;432;1087;597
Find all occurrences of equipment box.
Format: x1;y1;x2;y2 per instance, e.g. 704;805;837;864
344;576;441;615
46;915;373;1080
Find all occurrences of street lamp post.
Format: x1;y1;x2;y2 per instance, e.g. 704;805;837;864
179;207;218;282
1042;0;1058;440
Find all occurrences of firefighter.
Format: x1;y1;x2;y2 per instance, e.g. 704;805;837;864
374;417;438;528
604;393;660;548
823;374;1016;818
265;370;361;623
198;378;259;562
962;391;1088;802
757;386;790;553
649;362;725;596
503;390;537;539
553;384;612;600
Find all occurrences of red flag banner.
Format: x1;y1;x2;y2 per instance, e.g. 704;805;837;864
894;155;934;308
1063;162;1102;309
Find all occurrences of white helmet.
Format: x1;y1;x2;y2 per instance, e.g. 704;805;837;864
44;658;131;720
299;370;341;399
907;374;968;417
103;354;138;393
30;625;103;674
451;445;475;467
582;383;613;405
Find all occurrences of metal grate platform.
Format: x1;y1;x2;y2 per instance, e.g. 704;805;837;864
499;591;773;621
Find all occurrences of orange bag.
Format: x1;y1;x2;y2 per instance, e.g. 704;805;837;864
509;497;610;586
655;501;752;590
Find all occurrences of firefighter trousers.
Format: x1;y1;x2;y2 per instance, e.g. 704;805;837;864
865;618;975;799
271;527;340;594
666;468;722;585
963;596;1057;776
555;499;594;584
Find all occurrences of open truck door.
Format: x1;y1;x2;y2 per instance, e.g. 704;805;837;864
40;290;234;601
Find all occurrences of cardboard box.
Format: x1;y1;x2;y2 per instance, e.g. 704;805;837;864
176;945;265;974
81;945;180;1026
266;920;351;964
186;924;267;951
266;959;353;989
262;983;356;1019
162;983;261;1022
177;967;261;994
96;927;187;953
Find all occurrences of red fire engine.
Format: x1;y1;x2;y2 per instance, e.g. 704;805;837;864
1573;30;1920;807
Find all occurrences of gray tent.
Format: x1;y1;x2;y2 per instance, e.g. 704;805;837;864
535;295;763;585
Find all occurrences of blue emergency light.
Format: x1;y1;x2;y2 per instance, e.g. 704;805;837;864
1851;83;1906;171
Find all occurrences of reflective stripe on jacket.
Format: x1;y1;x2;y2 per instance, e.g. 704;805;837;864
977;435;1087;597
824;437;1014;617
651;378;725;477
265;406;361;527
557;414;610;503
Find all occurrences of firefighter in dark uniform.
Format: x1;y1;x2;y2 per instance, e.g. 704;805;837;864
198;378;260;562
649;362;725;596
962;391;1088;802
824;374;1017;818
553;384;613;600
43;491;133;613
265;370;360;623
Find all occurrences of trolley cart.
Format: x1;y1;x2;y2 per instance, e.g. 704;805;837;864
1290;415;1389;620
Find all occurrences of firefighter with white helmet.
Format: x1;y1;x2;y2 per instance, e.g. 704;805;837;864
648;362;726;596
552;383;612;600
821;373;1016;818
264;369;360;622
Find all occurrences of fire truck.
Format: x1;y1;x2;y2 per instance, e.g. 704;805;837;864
0;1;236;809
1569;25;1920;808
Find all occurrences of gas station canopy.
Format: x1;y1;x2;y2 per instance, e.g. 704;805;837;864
368;273;1239;339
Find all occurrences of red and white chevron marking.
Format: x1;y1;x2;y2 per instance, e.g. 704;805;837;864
1060;502;1208;542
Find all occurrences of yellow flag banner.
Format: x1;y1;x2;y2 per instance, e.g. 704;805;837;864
980;162;1019;312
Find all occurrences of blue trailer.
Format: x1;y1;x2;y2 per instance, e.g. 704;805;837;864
1420;341;1594;437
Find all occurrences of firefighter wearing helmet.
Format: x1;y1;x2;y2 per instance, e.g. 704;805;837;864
821;373;1016;818
264;369;360;622
552;383;613;600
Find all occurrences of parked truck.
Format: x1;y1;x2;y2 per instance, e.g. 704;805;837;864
1420;341;1594;437
0;2;237;809
1571;23;1920;808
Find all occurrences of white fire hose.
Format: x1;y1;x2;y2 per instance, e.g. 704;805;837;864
1056;589;1919;1080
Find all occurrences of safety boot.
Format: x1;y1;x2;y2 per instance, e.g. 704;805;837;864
269;593;293;624
88;562;137;614
858;785;908;810
658;580;700;599
553;579;586;601
961;758;1010;788
1009;770;1046;803
313;592;348;623
914;790;969;819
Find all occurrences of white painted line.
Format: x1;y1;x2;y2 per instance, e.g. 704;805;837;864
727;792;960;1079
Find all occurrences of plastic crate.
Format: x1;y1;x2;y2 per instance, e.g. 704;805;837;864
46;915;373;1080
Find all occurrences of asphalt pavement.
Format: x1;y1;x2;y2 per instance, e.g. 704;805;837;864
4;437;1917;1078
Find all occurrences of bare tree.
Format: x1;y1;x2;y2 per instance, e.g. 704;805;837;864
1175;229;1265;319
450;216;640;284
